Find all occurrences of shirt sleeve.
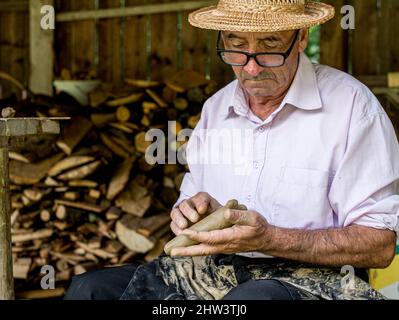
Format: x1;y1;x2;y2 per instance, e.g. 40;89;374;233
172;101;208;208
328;104;399;235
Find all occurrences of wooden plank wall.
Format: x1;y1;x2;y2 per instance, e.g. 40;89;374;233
0;0;29;97
1;0;399;98
320;0;399;77
53;0;233;88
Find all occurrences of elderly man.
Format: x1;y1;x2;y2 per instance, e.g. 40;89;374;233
65;0;398;300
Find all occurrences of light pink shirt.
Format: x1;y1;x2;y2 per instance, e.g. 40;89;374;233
176;53;399;237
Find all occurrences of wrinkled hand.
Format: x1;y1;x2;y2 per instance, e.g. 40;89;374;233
170;208;272;257
170;192;222;236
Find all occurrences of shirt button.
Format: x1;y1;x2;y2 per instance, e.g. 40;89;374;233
254;161;260;169
246;195;252;202
259;126;266;132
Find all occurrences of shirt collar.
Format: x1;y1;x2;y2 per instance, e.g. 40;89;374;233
222;53;322;119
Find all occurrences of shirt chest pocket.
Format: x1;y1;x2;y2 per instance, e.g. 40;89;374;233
271;167;333;228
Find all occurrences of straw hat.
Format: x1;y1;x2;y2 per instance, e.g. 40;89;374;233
189;0;335;32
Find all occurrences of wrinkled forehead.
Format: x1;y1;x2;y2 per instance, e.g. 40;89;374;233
221;30;297;42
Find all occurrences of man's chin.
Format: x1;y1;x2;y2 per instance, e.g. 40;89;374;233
244;85;276;97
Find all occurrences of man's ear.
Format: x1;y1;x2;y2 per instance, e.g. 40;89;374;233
298;28;309;53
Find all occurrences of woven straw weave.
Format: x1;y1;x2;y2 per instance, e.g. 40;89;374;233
189;0;335;32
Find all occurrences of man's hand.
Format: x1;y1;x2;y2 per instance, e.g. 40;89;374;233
170;208;271;256
170;192;222;236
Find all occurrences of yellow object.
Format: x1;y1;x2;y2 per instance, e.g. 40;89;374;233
369;243;399;299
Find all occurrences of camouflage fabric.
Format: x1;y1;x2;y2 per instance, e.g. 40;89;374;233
158;254;386;300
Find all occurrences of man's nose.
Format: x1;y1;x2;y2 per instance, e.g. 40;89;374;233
243;57;264;77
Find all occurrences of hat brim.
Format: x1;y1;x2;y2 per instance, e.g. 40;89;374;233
189;1;335;32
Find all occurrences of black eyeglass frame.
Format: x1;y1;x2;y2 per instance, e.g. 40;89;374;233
216;29;300;68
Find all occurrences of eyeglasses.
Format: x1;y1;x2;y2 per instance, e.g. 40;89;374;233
216;30;299;68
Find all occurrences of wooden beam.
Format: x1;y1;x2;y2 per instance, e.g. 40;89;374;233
0;148;14;300
56;1;214;22
29;0;54;96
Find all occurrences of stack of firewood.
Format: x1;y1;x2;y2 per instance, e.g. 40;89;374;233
3;69;219;299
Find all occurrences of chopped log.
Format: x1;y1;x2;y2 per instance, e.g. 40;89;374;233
134;132;151;154
56;259;69;272
165;82;185;93
173;97;188;111
88;189;101;200
89;90;109;108
115;106;131;123
54;199;107;214
50;251;86;264
48;156;95;177
145;234;172;262
103;240;124;254
91;113;116;128
9;152;30;164
141;115;151;127
125;78;160;89
74;248;86;256
165;70;209;92
68;180;98;188
12;229;53;243
44;177;59;186
115;181;151;217
40;210;51;222
56;116;93;155
98;220;117;240
106;157;135;200
105;207;122;221
119;251;137;264
73;264;87;275
23;189;45;202
55;205;67;220
63;191;80;201
10;153;64;185
88;237;102;250
142;101;158;114
163;177;175;189
123;122;140;131
54;187;69;193
53;221;70;231
75;241;116;260
57;160;102;181
137;212;171;237
115;215;156;253
109;122;134;134
106;93;144;107
16;288;65;300
10;210;20;227
111;135;135;155
13;258;32;280
100;132;130;159
56;269;72;282
84;253;99;263
145;89;168;108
